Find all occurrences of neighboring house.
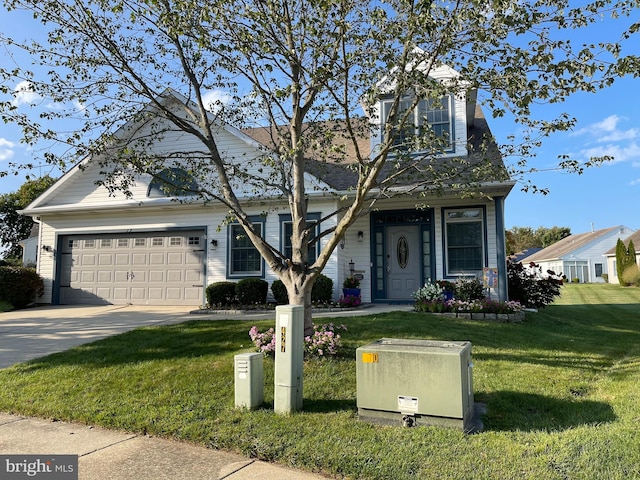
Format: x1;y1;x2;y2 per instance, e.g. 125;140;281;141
18;225;39;267
603;230;640;284
21;65;515;307
509;247;542;264
520;226;636;283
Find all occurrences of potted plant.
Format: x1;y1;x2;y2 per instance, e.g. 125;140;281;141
437;279;456;301
343;275;361;298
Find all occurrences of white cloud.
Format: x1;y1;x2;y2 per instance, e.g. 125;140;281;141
572;114;622;136
0;138;16;162
579;142;640;164
202;89;232;112
571;114;640;143
12;80;42;106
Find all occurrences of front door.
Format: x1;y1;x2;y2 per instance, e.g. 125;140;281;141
386;225;421;300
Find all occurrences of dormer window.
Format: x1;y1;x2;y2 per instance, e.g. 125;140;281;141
381;95;453;152
147;167;199;197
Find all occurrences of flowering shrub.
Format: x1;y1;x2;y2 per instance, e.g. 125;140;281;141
305;323;347;358
413;280;444;302
414;295;523;314
249;323;347;358
338;294;361;307
248;326;276;355
454;277;485;301
448;298;523;313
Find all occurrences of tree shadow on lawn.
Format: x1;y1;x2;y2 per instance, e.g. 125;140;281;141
302;398;358;413
477;390;616;432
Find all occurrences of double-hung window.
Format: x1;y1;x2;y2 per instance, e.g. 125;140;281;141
228;217;264;277
444;208;484;275
280;213;320;264
381;95;453;151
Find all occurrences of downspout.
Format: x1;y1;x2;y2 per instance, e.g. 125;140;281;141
494;196;508;302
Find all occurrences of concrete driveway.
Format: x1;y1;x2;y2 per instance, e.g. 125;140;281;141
0;305;198;369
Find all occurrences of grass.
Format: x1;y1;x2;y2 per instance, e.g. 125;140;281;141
1;284;640;479
0;300;12;312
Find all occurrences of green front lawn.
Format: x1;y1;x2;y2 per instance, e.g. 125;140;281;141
1;284;639;479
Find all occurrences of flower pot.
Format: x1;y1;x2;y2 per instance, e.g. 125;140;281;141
342;288;361;298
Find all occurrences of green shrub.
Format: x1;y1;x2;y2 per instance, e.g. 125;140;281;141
271;279;288;304
454;277;485;301
236;278;268;305
507;261;563;308
0;266;44;309
620;264;640;287
312;274;333;304
206;281;237;307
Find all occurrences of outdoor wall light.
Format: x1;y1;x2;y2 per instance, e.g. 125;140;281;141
210;239;218;251
349;259;355;273
340;237;345;249
357;231;364;242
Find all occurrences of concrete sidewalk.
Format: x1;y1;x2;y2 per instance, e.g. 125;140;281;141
0;413;328;479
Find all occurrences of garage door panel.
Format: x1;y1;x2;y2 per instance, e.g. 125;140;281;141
115;254;130;265
80;271;95;282
129;288;146;300
166;288;182;300
167;252;183;264
96;287;112;298
130;271;147;282
99;254;114;265
149;270;164;282
59;230;204;306
185;252;201;265
185;270;201;282
167;270;182;282
148;288;164;300
132;253;148;265
114;271;128;282
184;288;202;300
149;253;165;264
112;287;130;301
82;254;97;266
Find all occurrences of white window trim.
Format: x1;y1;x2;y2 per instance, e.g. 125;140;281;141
381;94;454;152
443;207;485;276
227;219;265;278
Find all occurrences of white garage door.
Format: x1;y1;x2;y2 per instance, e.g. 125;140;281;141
58;230;205;306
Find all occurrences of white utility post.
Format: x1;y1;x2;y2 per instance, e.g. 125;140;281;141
274;305;304;414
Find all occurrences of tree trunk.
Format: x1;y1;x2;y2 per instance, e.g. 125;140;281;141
285;276;314;337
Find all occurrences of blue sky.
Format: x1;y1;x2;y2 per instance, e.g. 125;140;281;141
1;5;639;235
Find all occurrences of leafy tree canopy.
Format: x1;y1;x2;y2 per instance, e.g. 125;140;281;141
0;176;56;260
507;225;572;255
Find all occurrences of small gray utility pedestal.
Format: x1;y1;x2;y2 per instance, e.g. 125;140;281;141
274;305;304;414
234;352;264;409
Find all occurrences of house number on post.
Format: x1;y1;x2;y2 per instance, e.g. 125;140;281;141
280;327;286;353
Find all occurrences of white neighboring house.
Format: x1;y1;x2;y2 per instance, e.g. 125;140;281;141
21;65;515;307
18;225;39;267
520;225;636;283
603;230;640;284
